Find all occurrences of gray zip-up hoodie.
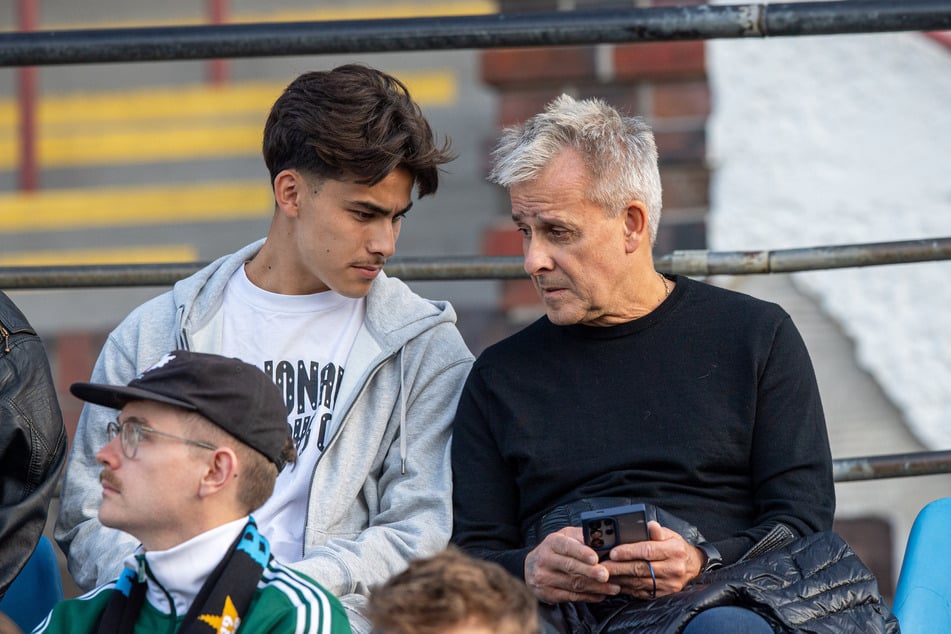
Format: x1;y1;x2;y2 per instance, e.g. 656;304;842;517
55;239;473;632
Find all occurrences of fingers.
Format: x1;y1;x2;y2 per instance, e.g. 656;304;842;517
603;523;700;596
523;524;706;603
558;526;599;565
524;528;622;604
605;558;653;577
609;558;657;599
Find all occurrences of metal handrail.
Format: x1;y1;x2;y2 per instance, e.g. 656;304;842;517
2;1;950;66
2;236;948;289
834;450;951;483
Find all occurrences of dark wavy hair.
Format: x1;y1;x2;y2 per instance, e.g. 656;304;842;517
263;64;454;197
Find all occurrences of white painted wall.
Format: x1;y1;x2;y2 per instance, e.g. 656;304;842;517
707;31;951;452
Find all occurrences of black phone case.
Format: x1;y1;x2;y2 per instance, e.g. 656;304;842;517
580;503;649;560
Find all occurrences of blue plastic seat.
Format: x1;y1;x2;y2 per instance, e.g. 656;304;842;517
893;497;951;633
0;536;64;633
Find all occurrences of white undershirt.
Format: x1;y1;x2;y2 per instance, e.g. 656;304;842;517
217;266;364;562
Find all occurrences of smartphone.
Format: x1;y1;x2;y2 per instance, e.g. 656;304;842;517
580;503;649;560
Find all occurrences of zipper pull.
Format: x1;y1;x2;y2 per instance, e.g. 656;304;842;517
135;554;148;583
1;326;9;353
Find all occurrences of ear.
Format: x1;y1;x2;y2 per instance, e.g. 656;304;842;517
272;169;305;219
198;448;238;499
622;200;650;254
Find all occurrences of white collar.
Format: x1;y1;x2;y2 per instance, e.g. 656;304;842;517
121;517;248;617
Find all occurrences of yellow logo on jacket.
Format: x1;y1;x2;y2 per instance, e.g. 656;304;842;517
198;595;241;633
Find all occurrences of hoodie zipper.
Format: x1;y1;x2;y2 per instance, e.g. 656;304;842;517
299;351;397;560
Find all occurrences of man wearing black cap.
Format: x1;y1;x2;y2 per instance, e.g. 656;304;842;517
36;350;351;634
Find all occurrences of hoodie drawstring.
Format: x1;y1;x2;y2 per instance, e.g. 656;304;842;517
399;347;407;475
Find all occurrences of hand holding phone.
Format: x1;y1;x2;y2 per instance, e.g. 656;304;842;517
580;503;649;561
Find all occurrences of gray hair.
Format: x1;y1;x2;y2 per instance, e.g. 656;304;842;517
488;94;663;244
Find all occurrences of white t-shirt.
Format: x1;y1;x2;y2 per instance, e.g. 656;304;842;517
218;266;365;562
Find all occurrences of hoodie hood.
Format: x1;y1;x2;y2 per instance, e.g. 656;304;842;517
170;238;457;355
168;238;461;472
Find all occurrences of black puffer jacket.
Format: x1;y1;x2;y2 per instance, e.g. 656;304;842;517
0;291;67;598
594;531;900;633
534;500;899;634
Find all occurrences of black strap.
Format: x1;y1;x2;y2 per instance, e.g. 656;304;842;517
95;556;148;633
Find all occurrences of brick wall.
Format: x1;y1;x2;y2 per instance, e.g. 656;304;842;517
47;332;108;448
480;0;710;315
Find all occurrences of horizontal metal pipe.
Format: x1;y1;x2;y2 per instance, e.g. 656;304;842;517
0;263;206;289
383;255;525;280
1;1;949;66
833;450;951;482
661;237;951;276
1;237;950;289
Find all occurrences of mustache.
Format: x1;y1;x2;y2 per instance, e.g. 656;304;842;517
100;470;122;493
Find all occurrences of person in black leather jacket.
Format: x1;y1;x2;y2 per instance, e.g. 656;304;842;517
0;291;68;599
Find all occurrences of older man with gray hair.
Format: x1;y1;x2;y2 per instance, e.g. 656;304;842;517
451;95;897;633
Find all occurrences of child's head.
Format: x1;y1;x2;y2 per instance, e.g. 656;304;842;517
367;548;540;634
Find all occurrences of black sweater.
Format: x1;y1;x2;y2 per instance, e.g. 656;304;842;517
450;275;834;578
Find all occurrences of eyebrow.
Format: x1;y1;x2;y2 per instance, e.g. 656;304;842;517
511;211;567;226
349;200;413;217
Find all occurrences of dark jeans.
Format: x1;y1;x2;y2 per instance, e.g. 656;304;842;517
541;603;774;634
682;606;773;634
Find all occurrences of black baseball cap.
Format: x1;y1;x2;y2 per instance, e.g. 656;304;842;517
70;350;292;470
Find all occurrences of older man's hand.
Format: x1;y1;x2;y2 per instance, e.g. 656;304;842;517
524;526;621;604
602;521;705;599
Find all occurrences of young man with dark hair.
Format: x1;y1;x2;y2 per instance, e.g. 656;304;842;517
37;351;350;633
56;65;473;633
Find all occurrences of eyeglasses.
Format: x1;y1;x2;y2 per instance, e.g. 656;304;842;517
106;419;217;459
